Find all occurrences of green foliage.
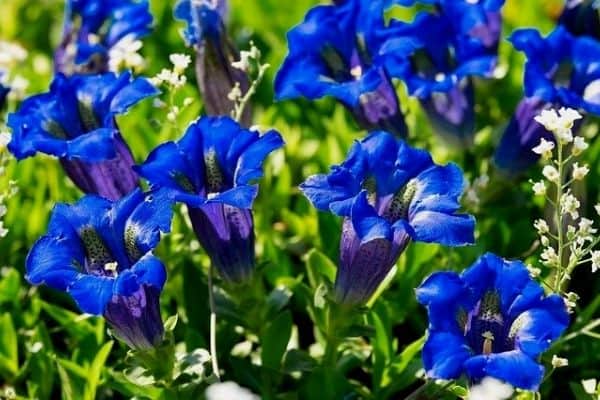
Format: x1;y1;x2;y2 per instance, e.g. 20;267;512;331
0;0;599;399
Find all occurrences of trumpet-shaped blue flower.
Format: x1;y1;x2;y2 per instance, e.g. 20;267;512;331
137;116;284;283
560;0;600;40
301;131;474;306
380;10;498;146
55;0;153;74
26;189;173;350
417;253;569;390
8;71;158;200
275;0;408;137
495;27;600;173
174;0;250;123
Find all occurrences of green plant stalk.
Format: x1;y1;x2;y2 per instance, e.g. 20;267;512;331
208;264;221;380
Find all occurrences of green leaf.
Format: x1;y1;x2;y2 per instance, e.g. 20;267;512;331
0;268;21;305
164;314;179;332
305;249;337;287
261;310;293;371
0;313;18;379
83;341;113;400
370;312;391;390
56;362;76;400
282;349;317;373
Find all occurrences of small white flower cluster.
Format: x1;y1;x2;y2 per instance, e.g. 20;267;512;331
0;40;29;102
151;53;191;89
228;42;270;121
467;377;513;400
108;34;145;73
205;381;259;400
0;130;18;238
151;54;194;123
551;354;569;368
530;107;600;301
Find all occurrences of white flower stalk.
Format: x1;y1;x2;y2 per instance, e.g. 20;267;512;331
530;107;600;296
229;41;270;122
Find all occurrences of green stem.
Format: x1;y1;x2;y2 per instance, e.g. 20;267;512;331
208;264;221;380
232;64;269;122
403;380;435;400
554;141;565;292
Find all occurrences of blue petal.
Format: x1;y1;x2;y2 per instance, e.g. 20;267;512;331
125;189;174;255
464;351;544;390
409;163;465;214
422;330;471;380
416;271;467;332
351;191;392;242
65;128;117;161
68;275;115;315
514;295;569;357
408;211;475;246
234;130;284;185
136;141;199;193
25;235;83;291
208;185;258;209
110;77;159;114
114;253;167;296
300;170;360;213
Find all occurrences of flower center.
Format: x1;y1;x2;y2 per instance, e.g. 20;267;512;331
80;226;115;275
460;290;515;355
204;149;225;194
382;179;418;222
77;95;100;131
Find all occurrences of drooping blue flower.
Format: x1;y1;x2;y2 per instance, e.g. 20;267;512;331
137;116;284;283
26;189;173;350
7;71;158;200
559;0;600;40
380;9;498;146
275;0;409;137
301;131;475;306
417;253;569;390
494;27;600;173
174;0;250;123
55;0;153;75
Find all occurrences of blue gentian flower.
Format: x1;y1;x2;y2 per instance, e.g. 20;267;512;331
301;131;475;306
380;10;498;146
55;0;153;74
560;0;600;40
174;0;250;123
494;27;600;173
26;189;173;350
275;0;408;137
417;253;569;390
7;71;158;200
392;0;505;54
137;116;284;283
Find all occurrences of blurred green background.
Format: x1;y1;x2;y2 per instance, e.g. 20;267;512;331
1;0;600;399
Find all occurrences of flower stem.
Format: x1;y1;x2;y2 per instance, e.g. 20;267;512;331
554;141;565;292
232;64;269;123
208;264;221;380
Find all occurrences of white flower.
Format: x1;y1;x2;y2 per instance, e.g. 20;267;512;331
582;379;598;395
232;50;252;71
7;75;29;100
556;127;573;144
551;355;569;368
534;219;550;235
558;107;583;129
468;377;514;400
542;165;560;183
572;162;590;180
535;109;561;131
0;131;10;149
227;82;242;101
0;41;27;69
0;221;7;238
573;136;589;156
205;382;259;400
152;68;186;88
532;137;555;159
527;265;542;278
532;180;546;196
561;192;580;220
541;246;559;266
592;251;600;273
108;35;145;73
578;218;596;238
169;53;191;74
